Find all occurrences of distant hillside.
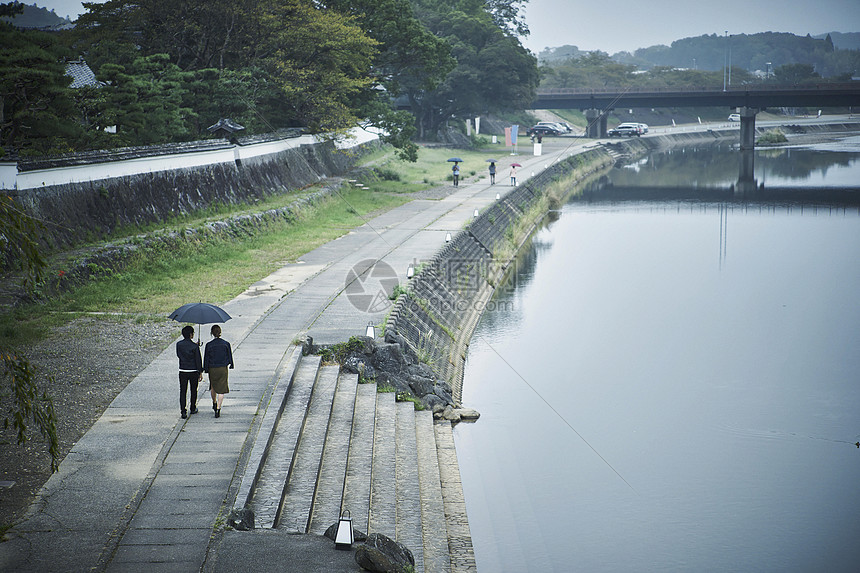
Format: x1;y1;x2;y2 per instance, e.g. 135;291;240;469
539;31;860;80
1;3;72;29
814;32;860;51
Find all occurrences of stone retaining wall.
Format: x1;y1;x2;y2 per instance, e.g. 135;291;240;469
9;135;377;251
385;148;614;402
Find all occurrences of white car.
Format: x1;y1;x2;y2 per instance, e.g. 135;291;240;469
728;114;741;122
537;121;568;133
616;123;644;135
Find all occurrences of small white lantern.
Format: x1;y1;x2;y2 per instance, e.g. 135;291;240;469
335;509;354;549
445;232;452;242
407;263;415;279
365;323;375;338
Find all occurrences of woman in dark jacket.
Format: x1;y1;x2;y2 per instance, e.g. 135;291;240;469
203;324;234;418
176;325;203;419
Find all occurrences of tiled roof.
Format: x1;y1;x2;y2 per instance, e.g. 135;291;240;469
207;118;246;134
65;59;102;89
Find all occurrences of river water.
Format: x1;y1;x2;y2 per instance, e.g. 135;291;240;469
455;137;860;572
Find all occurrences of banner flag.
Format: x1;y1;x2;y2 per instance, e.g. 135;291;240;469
505;127;512;147
511;124;519;145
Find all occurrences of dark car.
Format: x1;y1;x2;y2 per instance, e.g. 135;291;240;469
607;124;641;137
526;125;561;137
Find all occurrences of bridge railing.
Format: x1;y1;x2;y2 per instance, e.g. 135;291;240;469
536;82;860;95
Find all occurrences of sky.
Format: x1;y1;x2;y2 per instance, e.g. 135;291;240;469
34;0;860;55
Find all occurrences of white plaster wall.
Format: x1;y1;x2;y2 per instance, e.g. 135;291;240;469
5;128;378;191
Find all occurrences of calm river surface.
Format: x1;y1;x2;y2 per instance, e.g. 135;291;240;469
455;137;860;572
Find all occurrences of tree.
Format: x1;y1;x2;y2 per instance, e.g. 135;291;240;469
0;195;59;472
324;0;454;159
411;0;539;138
775;63;820;84
0;19;84;155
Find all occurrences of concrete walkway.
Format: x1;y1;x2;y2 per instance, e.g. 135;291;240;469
0;138;584;572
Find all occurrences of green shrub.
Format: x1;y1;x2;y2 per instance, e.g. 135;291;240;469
756;129;787;145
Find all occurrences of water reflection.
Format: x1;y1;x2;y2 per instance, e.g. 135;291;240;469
457;138;860;573
613;142;860;189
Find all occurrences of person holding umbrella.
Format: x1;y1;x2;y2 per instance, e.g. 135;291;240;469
510;163;520;186
203;324;234;418
452;162;460;187
176;325;202;419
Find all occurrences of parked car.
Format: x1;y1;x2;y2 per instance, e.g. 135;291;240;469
527;125;561;137
607;124;641;137
536;121;569;133
728;113;741;122
617;122;646;134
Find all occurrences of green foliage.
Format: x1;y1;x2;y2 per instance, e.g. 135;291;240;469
389;283;408;300
0;193;58;472
1;352;59;472
396;392;426;410
0;21;84;154
318;336;367;364
409;0;538;138
774;63;820;84
0;196;46;288
756;129;788;144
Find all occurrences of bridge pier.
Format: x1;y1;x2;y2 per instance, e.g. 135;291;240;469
739;106;759;151
585;109;608;138
735;149;758;195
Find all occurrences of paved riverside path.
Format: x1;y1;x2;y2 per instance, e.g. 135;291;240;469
0;138;584;573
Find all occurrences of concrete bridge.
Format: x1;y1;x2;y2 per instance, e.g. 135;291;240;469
532;84;860;143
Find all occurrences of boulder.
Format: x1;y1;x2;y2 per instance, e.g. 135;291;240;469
376;372;412;396
421;393;446;412
296;335;315;356
354;533;415;573
406;374;435;397
433;386;453;405
343;352;377;381
457;408;481;421
350;335;377;356
439;406;461;423
371;343;408;374
227;507;255;531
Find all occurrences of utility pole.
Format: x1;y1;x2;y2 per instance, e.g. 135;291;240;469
723;30;728;92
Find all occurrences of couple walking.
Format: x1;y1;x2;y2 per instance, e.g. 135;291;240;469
176;324;234;419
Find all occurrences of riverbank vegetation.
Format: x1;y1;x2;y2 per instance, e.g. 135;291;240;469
1;0;537;159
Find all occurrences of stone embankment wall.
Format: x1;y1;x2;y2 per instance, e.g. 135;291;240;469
385;148;614;402
8;132;377;251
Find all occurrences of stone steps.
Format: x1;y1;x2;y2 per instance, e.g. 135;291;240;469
237;351;476;573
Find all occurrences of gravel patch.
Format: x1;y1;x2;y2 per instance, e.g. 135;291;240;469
0;316;180;527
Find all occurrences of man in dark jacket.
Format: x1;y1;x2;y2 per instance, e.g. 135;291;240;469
176;325;203;419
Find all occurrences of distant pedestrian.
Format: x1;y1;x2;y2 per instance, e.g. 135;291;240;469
488;162;496;185
203;324;234;418
510;165;517;186
176;325;202;419
452;163;460;187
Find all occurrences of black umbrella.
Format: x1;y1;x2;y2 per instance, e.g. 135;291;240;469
485;159;498;163
169;302;231;345
447;157;463;163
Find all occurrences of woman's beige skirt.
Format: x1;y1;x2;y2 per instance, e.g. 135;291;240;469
208;367;230;394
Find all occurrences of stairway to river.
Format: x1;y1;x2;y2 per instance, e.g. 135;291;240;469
232;347;476;573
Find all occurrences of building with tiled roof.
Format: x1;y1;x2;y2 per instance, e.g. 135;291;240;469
64;59;103;89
